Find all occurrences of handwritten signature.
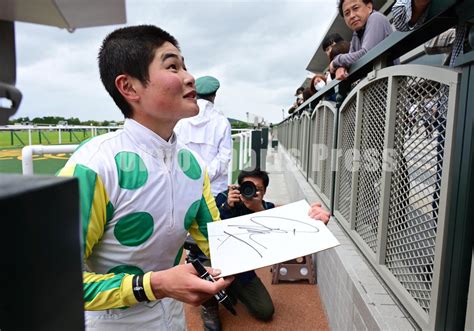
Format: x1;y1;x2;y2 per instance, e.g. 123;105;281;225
215;216;320;258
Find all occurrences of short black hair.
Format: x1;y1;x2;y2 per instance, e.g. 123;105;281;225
322;33;344;51
98;25;179;118
329;40;351;61
238;167;270;189
338;0;373;17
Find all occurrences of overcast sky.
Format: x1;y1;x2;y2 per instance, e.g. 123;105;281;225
14;0;337;124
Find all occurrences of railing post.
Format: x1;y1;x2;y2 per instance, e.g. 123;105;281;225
306;110;313;182
349;89;364;230
376;76;398;265
261;127;268;171
239;134;244;170
250;130;262;170
242;133;248;166
330;90;344;215
435;48;474;330
332;82;349;203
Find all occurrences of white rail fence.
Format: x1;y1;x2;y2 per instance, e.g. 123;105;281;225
21;129;255;181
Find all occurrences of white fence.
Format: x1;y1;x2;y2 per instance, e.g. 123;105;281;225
0;125;121;146
21;129;255;181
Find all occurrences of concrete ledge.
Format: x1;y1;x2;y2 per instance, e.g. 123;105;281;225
276;147;416;330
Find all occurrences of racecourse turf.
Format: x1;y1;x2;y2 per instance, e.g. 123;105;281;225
0;129;98;174
0;131;243;177
0;148;72;175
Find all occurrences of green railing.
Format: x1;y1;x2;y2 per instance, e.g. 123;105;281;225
275;1;473;328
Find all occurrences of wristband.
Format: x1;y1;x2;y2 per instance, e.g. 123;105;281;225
132;274;149;302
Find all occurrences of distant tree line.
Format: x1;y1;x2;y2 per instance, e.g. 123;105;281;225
229;118;251;129
9;116;121;126
9;116;252;129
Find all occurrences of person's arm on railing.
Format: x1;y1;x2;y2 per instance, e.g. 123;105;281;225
331;12;393;69
391;0;431;32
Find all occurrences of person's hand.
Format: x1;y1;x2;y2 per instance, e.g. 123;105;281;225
329;61;336;74
150;263;234;306
227;185;241;208
335;67;348;80
308;202;330;225
241;190;265;212
325;71;332;82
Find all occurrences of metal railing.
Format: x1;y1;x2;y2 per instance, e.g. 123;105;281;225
276;63;461;328
21;144;78;175
21;130;257;183
0;125;121;146
229;130;252;183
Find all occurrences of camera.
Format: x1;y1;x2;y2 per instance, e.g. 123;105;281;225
239;181;257;199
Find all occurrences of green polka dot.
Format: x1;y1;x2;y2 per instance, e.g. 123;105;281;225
114;212;154;246
196;198;213;239
183;198;213;238
114;151;148;189
184;200;201;230
177;149;201;180
106;201;115;223
108;265;144;275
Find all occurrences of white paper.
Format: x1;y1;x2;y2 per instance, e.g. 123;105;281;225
208;200;340;277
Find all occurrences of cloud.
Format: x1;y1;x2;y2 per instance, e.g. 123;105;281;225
13;0;336;124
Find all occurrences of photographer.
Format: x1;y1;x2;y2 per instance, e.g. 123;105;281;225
196;168;275;330
197;168;330;330
218;168;273;218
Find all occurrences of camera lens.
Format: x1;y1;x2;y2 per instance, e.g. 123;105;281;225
239;181;257;199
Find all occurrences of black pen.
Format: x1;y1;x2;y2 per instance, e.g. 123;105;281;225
191;259;237;315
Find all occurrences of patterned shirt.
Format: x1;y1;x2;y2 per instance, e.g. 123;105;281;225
58;119;220;311
391;0;428;31
390;0;467;67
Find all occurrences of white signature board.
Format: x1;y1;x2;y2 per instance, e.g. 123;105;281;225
208;200;340;277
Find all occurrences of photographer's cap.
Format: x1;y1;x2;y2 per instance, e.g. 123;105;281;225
196;76;220;96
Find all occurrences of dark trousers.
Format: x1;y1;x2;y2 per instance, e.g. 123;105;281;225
227;274;274;321
188;250;274;321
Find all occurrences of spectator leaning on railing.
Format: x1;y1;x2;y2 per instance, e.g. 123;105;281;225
310;73;327;95
390;0;470;67
322;33;350;81
288;86;305;114
329;0;395;80
391;0;471;221
391;0;430;31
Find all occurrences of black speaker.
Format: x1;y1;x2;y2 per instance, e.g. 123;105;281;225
0;175;84;330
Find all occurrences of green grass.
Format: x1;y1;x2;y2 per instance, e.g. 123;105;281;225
0;129;111;149
1;130;250;177
230;140;252;184
231;140;240;184
0;149;71;175
0;129;103;175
